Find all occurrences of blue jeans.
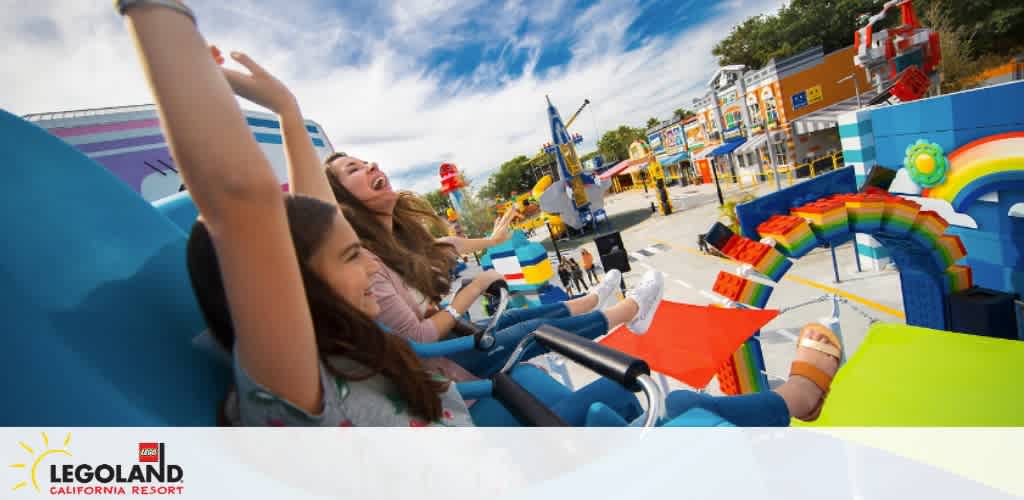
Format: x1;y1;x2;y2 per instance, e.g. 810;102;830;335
449;303;609;378
665;389;791;426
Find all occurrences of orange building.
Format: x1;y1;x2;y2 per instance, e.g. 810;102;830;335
690;45;876;184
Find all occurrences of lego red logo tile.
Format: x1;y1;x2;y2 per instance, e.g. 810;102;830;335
139;443;159;463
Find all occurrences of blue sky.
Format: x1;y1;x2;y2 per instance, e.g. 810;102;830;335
1;0;786;193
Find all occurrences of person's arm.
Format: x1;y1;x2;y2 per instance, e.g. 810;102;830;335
218;51;336;204
372;267;502;341
440;208;518;254
122;3;322;412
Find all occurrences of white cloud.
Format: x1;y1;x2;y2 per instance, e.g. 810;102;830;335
1;0;785;195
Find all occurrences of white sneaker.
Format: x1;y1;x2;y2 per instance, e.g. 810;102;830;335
625;270;664;334
589;269;622;311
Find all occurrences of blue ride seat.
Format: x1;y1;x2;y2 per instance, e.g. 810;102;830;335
0;109;228;426
152;190;200;233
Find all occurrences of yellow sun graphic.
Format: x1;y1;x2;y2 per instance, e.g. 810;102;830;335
10;432;72;492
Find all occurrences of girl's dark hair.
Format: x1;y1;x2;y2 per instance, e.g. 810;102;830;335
186;195;448;422
324;152;457;304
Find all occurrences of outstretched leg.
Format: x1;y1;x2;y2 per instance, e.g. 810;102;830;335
663;324;842;426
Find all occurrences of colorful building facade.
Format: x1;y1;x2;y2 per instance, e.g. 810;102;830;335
689;45;874;186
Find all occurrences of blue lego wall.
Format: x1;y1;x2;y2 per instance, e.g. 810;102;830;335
865;81;1024;298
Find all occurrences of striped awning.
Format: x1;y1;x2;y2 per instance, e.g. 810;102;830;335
735;133;768;155
656;150;689;166
790;90;881;135
598;158;643;180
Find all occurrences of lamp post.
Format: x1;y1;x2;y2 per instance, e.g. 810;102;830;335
837;74;863;108
837;73;864;274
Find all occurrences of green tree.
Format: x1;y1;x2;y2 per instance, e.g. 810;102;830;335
921;0;979;92
673;108;696;121
713;1;887;69
646;117;660;129
423;189;451;215
579;150;599;164
456;191;497;239
713;0;1024;71
478;155;535;201
597;125;646;163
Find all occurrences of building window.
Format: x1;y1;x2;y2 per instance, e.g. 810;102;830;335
772;142;787;165
748;103;761;126
764;95;779;126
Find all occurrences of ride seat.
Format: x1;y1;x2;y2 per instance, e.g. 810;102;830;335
0;110;228;426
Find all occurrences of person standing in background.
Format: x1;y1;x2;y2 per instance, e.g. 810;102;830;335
580;248;598;286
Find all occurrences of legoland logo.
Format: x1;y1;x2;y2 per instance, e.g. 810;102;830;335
9;433;184;496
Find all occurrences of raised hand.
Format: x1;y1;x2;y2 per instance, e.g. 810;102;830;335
490;208;518;244
214;48;297;113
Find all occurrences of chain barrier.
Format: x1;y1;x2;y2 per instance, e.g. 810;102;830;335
835;297;886;324
777;295;831;315
776;293;886;324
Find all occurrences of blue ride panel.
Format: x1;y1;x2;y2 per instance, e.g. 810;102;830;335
0;110;228;426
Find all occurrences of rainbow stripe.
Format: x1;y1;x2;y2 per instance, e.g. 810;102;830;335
791;199;849;242
927;132;1024;211
933;234;968;270
755;247;792;282
733;337;769;394
944;265;974;293
880;196;921;235
720;236;793;282
834;193;885;233
739;280;773;309
757;215;818;258
910;210;949;249
712;272;774;308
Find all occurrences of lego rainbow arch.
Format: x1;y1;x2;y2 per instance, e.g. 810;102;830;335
926;131;1024;211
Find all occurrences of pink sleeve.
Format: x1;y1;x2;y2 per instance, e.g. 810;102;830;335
369;268;443;343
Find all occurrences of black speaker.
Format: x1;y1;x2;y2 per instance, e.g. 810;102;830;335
948;287;1018;340
594;232;630;273
860;165;897;192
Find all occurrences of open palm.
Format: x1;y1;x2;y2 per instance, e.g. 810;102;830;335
214;48;296;113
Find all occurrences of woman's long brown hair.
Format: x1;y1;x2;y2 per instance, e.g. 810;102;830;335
187;195;449;422
325;153;457;304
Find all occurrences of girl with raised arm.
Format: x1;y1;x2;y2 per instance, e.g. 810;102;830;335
213;49;665;381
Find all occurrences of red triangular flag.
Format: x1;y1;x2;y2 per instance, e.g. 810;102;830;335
600;301;778;388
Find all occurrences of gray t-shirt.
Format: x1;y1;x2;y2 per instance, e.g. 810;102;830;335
225;351;474;427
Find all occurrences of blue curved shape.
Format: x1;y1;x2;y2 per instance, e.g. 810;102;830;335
456;380;492;400
409;336;475;358
152;191;198;233
0;109;227;426
951;172;1024;212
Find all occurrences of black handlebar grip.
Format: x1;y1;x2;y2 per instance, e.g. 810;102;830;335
450;318;482;338
484;279;509;297
532;325;650;392
492;372;568;427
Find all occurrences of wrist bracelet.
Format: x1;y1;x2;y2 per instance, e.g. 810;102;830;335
444;304;461;319
116;0;196;25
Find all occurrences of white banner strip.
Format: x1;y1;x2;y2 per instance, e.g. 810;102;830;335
1;428;1020;500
